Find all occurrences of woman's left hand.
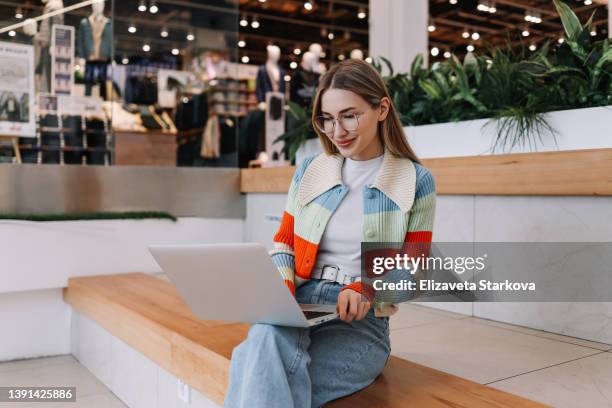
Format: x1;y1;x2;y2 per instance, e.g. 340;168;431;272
336;289;371;323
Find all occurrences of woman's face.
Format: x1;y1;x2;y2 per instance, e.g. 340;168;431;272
319;88;390;161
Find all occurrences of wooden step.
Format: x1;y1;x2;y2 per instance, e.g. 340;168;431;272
63;273;549;407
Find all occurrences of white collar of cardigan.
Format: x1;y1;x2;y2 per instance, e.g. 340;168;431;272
297;147;417;212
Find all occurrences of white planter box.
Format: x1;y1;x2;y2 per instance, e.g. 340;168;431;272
296;105;612;164
405;105;612;159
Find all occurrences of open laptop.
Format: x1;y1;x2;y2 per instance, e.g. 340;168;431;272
149;243;338;328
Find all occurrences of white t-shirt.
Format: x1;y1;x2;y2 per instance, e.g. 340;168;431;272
313;153;384;278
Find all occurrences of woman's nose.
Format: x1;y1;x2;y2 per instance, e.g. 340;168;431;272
333;120;348;138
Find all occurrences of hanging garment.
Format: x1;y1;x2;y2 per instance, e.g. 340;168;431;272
76;16;112;60
201;115;221;159
290;67;320;108
256;64;286;103
84;60;109;99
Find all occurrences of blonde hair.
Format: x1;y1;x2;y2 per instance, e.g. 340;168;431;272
311;59;422;164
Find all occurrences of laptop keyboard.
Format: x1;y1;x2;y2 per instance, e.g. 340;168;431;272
303;311;334;320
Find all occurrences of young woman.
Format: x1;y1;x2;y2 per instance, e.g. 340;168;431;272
224;59;436;408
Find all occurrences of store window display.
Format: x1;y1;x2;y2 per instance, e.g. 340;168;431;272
76;1;112;99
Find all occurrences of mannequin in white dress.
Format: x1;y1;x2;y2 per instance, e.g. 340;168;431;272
256;45;285;110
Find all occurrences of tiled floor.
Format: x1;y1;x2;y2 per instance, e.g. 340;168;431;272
0;355;125;407
1;304;611;408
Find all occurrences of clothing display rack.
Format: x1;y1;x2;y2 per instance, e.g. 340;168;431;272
15;111;112;165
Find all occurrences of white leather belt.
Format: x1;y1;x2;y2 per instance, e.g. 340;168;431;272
311;264;361;285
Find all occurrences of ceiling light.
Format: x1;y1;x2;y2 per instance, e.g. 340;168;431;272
450;0;458;4
338;54;346;61
467;44;475;52
172;48;180;55
8;30;16;37
186;32;195;41
121;57;129;65
524;12;532;22
160;27;168;38
477;2;488;12
290;61;298;69
590;28;596;36
471;32;480;40
149;0;158;13
462;29;470;39
128;23;137;34
488;3;497;13
320;27;328;37
15;7;23;19
238;40;246;47
558;37;565;44
251;17;260;29
431;47;440;57
259;0;267;2
320;51;326;58
138;0;147;12
584;0;592;5
365;57;373;63
522;30;530;37
284;74;291;82
240;15;248;27
428;23;436;32
357;8;366;19
294;47;301;55
241;55;250;63
443;51;452;58
328;32;335;40
304;1;313;11
529;44;536;51
142;43;151;52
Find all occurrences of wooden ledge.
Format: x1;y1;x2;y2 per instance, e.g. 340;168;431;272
64;273;547;407
240;148;612;195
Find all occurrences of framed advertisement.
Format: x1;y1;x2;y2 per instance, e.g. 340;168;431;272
51;24;75;96
0;41;36;138
263;91;288;167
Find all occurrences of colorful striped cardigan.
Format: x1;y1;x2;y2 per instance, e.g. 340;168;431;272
270;147;436;317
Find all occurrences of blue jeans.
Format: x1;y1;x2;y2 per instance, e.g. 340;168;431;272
224;279;391;408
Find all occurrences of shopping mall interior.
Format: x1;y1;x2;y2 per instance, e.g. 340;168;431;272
0;0;611;407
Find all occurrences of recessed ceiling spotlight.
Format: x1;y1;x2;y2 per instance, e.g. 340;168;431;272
304;1;313;11
15;7;23;19
584;0;592;5
443;51;452;58
294;47;301;55
338;54;346;61
428;22;436;32
365;56;373;63
128;23;137;34
171;48;180;55
471;32;480;40
142;43;151;52
590;28;596;36
160;27;168;38
431;47;440;57
251;16;260;29
238;40;246;47
328;32;335;40
467;44;475;52
529;44;537;51
8;30;16;37
290;61;298;69
121;57;129;64
149;0;158;14
357;8;366;19
522;30;530;37
284;74;291;82
138;0;147;12
449;0;458;4
558;37;565;44
186;32;195;41
241;55;250;63
240;15;248;27
462;29;470;39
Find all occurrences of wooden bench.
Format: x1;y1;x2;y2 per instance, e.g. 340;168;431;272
63;273;548;407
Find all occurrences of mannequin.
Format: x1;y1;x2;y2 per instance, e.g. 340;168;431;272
350;49;364;60
23;0;64;94
290;51;321;108
308;43;327;74
256;45;286;108
77;1;112;99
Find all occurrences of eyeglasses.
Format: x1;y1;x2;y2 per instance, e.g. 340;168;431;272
314;112;364;134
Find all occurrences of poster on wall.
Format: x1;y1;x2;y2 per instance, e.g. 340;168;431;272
157;69;194;108
0;41;35;137
51;25;75;96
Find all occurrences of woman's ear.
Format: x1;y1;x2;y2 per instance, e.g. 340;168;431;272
378;97;391;122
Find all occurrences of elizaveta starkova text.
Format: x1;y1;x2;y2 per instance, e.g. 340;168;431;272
373;280;536;291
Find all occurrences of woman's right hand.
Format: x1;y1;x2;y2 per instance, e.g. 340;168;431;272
336;289;371;323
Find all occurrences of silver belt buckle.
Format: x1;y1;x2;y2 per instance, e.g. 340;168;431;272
322;264;339;281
